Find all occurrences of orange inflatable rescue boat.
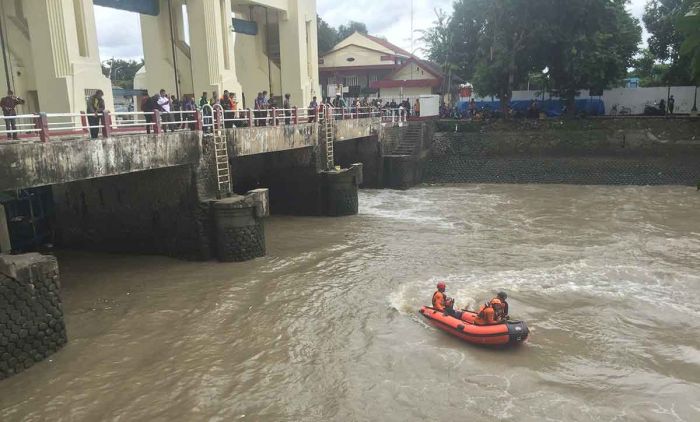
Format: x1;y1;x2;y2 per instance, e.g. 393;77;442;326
419;306;529;347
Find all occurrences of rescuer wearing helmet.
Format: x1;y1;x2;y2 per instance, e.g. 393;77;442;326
493;291;509;319
474;298;502;325
432;282;463;319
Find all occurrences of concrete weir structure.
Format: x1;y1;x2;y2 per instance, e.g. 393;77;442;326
0;115;423;260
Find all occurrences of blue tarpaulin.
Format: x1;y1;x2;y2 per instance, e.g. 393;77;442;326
94;0;159;16
459;99;606;116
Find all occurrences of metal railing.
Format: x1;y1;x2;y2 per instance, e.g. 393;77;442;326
0;105;406;142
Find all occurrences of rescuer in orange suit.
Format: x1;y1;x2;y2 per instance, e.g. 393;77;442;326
474;298;505;325
493;291;509;319
432;282;463;319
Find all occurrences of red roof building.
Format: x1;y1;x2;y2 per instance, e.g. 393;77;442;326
318;32;444;100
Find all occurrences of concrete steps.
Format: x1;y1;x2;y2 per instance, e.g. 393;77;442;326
391;125;423;156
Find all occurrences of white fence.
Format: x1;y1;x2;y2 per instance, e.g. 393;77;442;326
470;86;699;115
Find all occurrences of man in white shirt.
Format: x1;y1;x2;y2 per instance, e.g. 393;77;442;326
157;89;173;132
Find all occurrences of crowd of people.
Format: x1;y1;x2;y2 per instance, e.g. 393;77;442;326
3;88;416;141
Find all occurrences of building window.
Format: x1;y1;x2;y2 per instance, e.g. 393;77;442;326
368;74;379;83
344;75;359;87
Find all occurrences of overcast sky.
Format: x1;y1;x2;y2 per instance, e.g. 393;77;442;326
95;0;649;62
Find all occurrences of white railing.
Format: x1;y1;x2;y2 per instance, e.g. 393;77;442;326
0;105;401;142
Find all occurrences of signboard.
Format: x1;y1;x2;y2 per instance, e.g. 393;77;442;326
93;0;160;16
232;19;258;36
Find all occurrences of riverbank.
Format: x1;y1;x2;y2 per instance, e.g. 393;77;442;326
425;118;700;185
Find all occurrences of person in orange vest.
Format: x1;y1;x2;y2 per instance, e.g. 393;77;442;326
492;291;509;319
432;282;462;319
474;298;505;325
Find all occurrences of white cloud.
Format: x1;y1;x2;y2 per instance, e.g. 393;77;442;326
94;5;143;61
93;0;650;60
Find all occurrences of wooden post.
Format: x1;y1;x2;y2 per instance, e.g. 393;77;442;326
35;113;49;142
154;110;162;134
80;112;88;134
194;109;203;131
292;106;298;125
102;111;112;137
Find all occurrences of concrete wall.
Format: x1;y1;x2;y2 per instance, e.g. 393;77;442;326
426;119;700;186
0;253;66;380
231;146;323;215
52;165;209;259
227;123;317;156
472;87;700;115
334;117;381;141
333;136;383;187
0;132;201;192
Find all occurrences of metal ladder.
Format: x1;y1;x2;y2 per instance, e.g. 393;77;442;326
203;104;231;198
321;104;335;170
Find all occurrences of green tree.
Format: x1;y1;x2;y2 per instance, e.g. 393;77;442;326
337;21;368;39
629;49;671;86
419;9;451;65
643;0;695;84
101;59;144;89
679;1;700;82
539;0;641;113
317;16;339;54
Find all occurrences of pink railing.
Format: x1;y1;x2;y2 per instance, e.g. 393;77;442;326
0;105;406;142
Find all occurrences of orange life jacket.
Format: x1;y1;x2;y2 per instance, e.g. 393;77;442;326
489;298;504;319
432;291;446;311
474;303;497;325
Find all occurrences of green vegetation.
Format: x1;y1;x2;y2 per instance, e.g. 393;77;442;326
679;1;700;83
424;0;700;105
100;59;144;90
423;0;641;114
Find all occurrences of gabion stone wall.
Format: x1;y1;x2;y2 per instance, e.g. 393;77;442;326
425;130;700;186
424;157;700;186
0;254;66;380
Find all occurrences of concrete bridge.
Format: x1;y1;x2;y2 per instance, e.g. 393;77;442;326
0;109;432;262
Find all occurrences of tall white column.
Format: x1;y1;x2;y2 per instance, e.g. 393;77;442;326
140;0;193;97
24;0;112;113
278;0;319;107
187;0;241;99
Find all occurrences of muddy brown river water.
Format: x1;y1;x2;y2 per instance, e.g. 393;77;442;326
1;185;699;421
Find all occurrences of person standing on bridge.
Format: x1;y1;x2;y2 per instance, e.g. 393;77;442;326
308;96;318;123
1;90;25;140
86;90;105;139
157;90;172;132
283;93;291;125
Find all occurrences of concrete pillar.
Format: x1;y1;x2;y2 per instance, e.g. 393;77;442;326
321;166;361;216
212;189;269;262
278;0;320;108
187;0;241;100
0;204;10;253
140;0;193;97
22;0;113;113
0;253;66;380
